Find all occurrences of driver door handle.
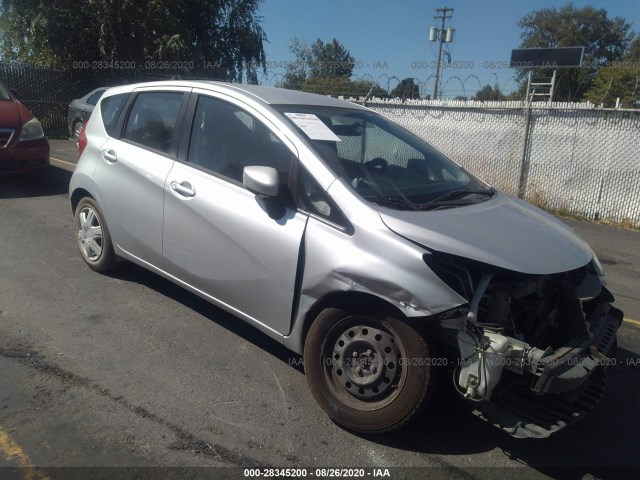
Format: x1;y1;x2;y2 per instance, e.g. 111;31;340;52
170;181;196;198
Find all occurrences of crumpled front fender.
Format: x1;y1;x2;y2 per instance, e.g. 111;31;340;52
284;216;466;354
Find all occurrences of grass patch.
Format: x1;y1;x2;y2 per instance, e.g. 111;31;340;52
525;187;640;231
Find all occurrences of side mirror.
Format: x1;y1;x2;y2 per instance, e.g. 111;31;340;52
243;166;279;197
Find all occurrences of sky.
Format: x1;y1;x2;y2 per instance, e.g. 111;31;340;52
257;0;640;98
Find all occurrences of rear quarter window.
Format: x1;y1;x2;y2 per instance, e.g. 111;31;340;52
123;92;184;153
86;89;106;106
100;93;130;137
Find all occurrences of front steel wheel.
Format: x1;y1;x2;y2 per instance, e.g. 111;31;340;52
304;308;434;433
74;197;119;272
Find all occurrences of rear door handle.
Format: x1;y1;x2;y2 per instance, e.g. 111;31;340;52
101;149;117;163
170;181;196;198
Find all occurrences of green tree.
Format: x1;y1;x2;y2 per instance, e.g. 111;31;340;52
390;78;420;100
516;4;634;101
627;35;640;62
281;37;354;90
280;38;312;90
300;76;351;96
301;77;387;99
279;37;385;98
349;79;388;99
585;35;640;107
474;84;506;101
309;38;354;78
584;63;640;107
0;0;267;83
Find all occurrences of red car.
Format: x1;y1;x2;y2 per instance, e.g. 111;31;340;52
0;82;50;175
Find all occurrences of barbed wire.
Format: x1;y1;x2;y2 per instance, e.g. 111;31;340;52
5;58;638;104
1;60;639;140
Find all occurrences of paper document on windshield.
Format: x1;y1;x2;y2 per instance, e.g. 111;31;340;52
284;113;341;141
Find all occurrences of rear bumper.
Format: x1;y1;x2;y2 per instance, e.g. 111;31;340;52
472;303;623;438
0;138;50;175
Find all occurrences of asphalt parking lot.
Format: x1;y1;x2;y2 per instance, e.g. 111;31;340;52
0;142;639;479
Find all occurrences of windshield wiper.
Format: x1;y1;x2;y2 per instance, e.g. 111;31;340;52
417;188;495;211
363;195;418;210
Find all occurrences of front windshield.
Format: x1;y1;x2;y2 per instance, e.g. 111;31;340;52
275;105;494;210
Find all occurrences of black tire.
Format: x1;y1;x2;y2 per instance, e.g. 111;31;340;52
74;197;119;272
304;308;434;433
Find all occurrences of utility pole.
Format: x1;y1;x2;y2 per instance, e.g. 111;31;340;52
429;7;454;100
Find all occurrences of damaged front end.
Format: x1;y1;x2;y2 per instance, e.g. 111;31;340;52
430;253;623;438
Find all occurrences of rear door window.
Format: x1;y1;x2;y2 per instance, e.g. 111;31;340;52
123;92;184;154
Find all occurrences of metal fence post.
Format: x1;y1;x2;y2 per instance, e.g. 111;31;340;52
517;105;533;199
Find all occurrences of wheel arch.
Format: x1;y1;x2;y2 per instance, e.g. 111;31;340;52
301;292;437;433
286;290;415;356
70;188;94;214
69;115;82;132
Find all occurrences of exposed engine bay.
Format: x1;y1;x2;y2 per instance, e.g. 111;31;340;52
429;253;623;438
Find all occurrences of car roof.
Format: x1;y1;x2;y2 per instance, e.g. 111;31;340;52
74;87;110;101
109;80;369;111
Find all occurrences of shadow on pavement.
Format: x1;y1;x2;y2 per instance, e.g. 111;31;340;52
49;138;79;163
3;149;638;478
106;261;305;374
361;345;639;479
0;166;71;199
107;261;639;479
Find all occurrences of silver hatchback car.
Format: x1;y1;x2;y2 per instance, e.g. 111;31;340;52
70;81;622;438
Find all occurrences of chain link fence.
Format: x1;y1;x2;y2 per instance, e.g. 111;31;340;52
0;62;84;138
366;99;640;227
2;61;638;227
0;62;220;138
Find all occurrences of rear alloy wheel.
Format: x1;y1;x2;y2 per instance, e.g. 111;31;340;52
304;308;434;433
74;197;119;272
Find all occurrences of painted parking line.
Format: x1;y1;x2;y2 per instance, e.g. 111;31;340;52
624;318;640;327
49;156;76;172
0;426;51;480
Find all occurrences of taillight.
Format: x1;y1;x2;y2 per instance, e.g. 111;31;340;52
77;121;88;158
